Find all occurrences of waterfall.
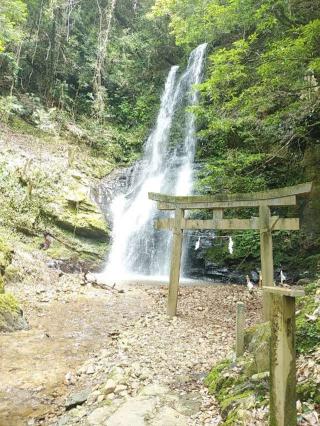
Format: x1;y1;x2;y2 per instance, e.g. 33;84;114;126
103;43;207;280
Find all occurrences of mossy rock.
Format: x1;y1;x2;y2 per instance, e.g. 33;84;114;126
243;321;271;374
205;359;232;393
221;391;255;419
0;293;29;332
206;324;272;424
45;191;108;241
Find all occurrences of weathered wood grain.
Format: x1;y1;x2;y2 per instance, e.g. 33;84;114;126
149;181;312;206
154;217;299;231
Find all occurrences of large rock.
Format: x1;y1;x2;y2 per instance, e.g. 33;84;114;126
106;397;156;426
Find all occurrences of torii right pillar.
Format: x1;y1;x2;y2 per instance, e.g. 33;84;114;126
264;286;305;426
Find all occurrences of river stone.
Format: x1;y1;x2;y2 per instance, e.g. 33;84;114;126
65;389;90;410
106;397;156;426
151;406;188;426
104;379;116;395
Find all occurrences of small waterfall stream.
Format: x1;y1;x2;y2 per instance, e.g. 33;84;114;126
103;44;207;280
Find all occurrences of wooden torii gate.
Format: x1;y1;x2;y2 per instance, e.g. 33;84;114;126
148;182;312;319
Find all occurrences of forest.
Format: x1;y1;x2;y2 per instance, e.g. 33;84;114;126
0;0;319;425
1;0;320;270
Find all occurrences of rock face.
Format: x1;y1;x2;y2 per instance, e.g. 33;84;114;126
0;142;109;267
44;171;108;241
95;164;136;224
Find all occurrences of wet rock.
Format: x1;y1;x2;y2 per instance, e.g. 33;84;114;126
96;165;137;223
65;389;90;410
43;171;108;241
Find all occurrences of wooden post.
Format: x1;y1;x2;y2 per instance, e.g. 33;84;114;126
236;302;245;357
168;208;184;317
260;204;274;321
264;286;305;426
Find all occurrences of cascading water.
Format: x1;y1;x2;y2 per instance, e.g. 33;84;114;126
103;43;207;280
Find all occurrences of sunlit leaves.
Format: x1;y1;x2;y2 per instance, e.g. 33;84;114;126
0;0;27;50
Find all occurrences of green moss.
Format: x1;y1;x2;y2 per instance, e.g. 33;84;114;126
0;237;13;274
47;243;75;261
205;359;232;392
0;293;19;313
45;191;108;241
297;380;320;404
0;293;28;332
206;322;273;423
220;390;254;416
223;409;242;425
9;116;47;138
0;276;4;294
4;264;20;281
296;281;320;354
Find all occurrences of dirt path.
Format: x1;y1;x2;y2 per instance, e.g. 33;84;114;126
0;284;153;426
0;270;262;426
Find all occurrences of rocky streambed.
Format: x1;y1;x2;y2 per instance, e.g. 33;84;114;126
0;248;263;425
